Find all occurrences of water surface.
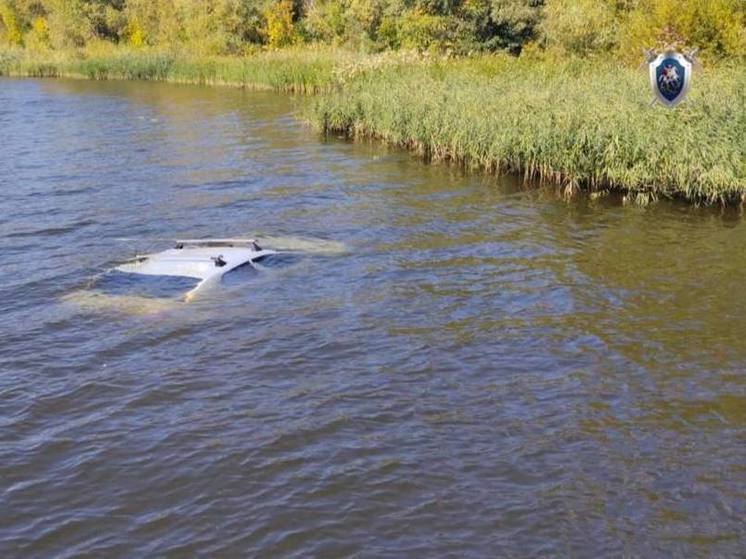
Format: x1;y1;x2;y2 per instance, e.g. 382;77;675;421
1;78;744;557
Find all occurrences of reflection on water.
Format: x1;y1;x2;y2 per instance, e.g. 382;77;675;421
1;77;744;557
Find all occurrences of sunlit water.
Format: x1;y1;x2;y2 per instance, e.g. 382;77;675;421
1;78;744;557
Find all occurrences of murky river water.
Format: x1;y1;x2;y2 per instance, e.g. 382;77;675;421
1;78;744;557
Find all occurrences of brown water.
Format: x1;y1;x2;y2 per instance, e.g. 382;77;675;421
1;78;744;557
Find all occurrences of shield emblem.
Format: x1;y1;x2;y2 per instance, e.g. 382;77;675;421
649;50;692;108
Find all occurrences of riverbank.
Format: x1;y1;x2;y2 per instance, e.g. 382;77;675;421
313;56;746;205
2;47;743;205
0;47;341;92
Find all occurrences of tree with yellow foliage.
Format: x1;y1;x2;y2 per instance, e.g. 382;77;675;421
265;0;296;47
616;0;745;62
0;1;24;45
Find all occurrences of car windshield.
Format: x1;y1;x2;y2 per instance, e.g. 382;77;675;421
92;270;201;299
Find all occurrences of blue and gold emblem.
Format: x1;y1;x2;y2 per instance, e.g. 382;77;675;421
644;49;695;108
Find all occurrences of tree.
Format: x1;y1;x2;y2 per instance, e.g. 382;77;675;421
43;0;93;48
541;0;616;56
265;0;296;47
489;0;543;53
0;1;24;45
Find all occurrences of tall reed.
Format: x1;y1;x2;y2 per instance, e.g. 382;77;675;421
0;46;344;93
314;56;746;204
2;46;743;204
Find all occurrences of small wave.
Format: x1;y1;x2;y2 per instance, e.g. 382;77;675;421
61;290;181;315
255;235;346;255
6;219;98;239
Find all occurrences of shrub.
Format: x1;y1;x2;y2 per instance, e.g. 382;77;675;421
0;1;24;46
44;0;92;48
385;10;455;51
265;0;297;47
125;19;145;47
489;0;544;53
0;45;23;73
541;0;617;56
303;0;346;43
616;0;746;62
25;16;51;51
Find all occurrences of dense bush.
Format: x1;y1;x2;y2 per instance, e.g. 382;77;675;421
265;0;296;47
615;0;746;62
541;0;616;56
0;0;744;59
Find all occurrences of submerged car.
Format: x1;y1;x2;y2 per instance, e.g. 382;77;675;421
114;239;277;300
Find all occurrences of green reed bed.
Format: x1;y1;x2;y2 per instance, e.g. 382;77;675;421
0;47;342;93
314;56;746;204
1;46;743;204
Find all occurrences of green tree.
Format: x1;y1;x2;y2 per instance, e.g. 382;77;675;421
86;0;127;41
449;0;544;53
489;0;543;53
616;0;745;61
44;0;93;48
541;0;616;56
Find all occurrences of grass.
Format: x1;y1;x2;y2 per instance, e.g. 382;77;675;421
0;46;342;92
1;46;743;204
313;54;746;205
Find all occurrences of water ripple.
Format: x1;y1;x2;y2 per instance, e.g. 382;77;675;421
0;78;744;557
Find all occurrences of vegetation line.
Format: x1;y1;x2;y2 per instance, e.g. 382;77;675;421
0;47;343;92
1;0;744;205
312;56;745;205
2;47;744;205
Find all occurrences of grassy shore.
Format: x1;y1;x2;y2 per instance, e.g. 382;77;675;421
2;47;744;204
314;55;746;205
0;47;341;92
